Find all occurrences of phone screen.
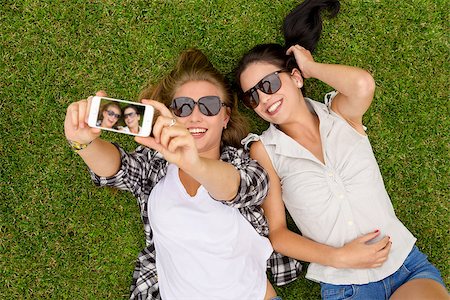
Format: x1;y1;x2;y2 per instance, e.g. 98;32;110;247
91;97;153;136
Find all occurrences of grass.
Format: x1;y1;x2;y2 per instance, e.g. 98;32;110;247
1;0;448;299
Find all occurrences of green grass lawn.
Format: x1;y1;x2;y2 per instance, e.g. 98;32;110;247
1;0;448;299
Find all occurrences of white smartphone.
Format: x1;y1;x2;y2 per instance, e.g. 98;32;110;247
88;96;154;137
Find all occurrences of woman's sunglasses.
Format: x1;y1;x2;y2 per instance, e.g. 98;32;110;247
124;111;138;119
106;110;121;119
241;70;288;109
170;96;226;117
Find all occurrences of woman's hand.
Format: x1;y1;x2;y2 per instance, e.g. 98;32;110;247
64;90;107;144
135;99;200;171
286;44;316;79
334;231;392;269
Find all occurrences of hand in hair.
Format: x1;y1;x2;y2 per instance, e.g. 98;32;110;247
286;45;315;79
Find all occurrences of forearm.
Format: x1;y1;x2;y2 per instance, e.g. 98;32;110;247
78;138;121;177
271;228;342;268
186;157;240;201
306;62;374;99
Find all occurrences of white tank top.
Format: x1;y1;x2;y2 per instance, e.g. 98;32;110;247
148;163;273;300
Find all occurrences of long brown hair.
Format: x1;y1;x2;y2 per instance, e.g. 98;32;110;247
139;49;249;149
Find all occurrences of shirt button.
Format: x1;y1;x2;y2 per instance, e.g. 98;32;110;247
328;172;333;177
338;194;344;199
348;220;353;226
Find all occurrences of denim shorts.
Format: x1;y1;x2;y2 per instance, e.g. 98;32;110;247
320;245;446;300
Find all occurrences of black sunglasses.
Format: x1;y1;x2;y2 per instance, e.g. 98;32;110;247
241;70;288;109
124;111;138;119
170;96;226;117
106;110;121;119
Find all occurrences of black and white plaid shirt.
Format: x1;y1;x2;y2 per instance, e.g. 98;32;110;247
90;144;302;299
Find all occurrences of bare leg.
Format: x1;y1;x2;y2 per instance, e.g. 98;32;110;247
264;279;277;300
390;278;449;300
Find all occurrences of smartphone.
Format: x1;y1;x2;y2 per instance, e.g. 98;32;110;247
88;96;154;137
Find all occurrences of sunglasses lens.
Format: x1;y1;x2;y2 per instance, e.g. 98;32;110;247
242;90;259;109
107;110;119;118
171;97;194;117
125;112;136;119
198;96;222;116
171;96;224;117
261;73;282;94
241;71;283;109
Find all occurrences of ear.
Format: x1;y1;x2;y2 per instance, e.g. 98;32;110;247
223;107;231;129
290;68;304;88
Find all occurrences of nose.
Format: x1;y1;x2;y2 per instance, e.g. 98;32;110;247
257;89;271;105
189;104;203;121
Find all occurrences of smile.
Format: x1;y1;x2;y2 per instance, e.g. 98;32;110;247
189;128;207;134
267;100;282;113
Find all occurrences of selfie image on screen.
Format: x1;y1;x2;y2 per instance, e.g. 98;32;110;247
97;98;145;134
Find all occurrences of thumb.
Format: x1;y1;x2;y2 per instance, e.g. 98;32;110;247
96;90;108;97
90;127;101;134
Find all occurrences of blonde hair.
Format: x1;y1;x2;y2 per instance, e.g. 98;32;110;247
139;49;248;149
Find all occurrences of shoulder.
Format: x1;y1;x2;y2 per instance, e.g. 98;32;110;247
249;140;267;159
220;145;248;162
249;140;277;175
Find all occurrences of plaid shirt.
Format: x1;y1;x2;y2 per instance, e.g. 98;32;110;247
90;144;301;299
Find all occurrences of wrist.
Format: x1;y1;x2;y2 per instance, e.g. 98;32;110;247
331;246;346;268
184;155;205;175
67;139;95;153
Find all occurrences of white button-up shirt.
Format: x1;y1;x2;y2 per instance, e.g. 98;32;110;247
257;95;416;285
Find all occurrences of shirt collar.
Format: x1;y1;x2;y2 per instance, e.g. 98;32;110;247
261;98;334;159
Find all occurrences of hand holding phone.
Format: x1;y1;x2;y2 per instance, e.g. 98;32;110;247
65;97;102;145
135;99;200;171
88;96;154;137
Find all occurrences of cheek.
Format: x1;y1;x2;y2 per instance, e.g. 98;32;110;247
254;106;267;117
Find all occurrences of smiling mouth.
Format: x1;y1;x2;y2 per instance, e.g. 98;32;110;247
267;100;282;113
188;128;207;135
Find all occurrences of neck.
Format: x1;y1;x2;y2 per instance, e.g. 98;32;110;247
278;98;319;140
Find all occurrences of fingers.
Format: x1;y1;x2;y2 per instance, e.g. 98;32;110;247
141;99;172;118
68;102;80;130
152;115;178;143
135;126;193;164
286;44;308;55
358;230;381;243
373;235;391;251
372;239;391;267
96;90;107;97
85;96;92;125
140;99;176;143
159;125;190;150
370;236;391;267
138;115;193;158
67;100;88;130
286;45;295;55
78;100;87;129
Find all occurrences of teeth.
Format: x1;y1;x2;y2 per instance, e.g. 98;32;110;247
189;128;207;134
268;101;281;113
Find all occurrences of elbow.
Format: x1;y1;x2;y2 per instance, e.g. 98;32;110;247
268;228;286;254
356;71;376;99
271;239;284;254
